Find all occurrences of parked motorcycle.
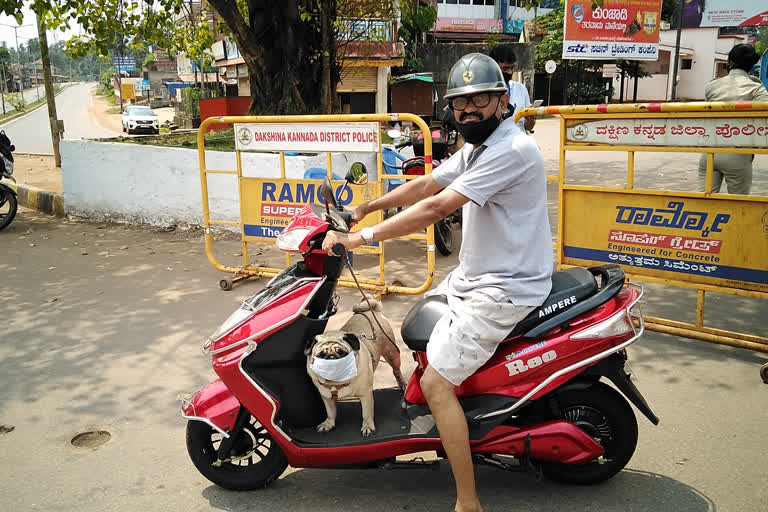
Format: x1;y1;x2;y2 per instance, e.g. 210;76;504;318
384;123;462;256
0;130;18;232
181;166;658;491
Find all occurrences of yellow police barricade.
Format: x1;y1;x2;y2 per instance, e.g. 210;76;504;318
197;113;436;295
517;101;768;354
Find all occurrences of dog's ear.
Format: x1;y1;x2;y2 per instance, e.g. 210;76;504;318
343;333;360;351
305;336;320;356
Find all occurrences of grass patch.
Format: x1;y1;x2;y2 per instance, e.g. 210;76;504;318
95;127;237;151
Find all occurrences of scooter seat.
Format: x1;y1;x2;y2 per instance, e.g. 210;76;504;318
401;267;601;352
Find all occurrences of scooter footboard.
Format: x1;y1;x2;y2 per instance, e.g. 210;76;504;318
180;379;241;438
472;421;604;464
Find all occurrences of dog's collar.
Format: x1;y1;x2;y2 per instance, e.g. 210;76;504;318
319;381;351;398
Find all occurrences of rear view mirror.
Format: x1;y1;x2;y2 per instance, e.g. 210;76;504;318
319;176;337;208
346;162;368;185
387;129;402;140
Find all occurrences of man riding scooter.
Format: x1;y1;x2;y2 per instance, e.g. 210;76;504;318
323;53;553;512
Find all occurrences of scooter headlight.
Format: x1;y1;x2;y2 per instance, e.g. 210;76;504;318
276;227;311;252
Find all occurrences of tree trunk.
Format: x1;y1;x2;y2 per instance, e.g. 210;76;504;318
208;0;339;115
36;10;61;167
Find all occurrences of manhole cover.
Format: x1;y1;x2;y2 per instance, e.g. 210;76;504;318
71;430;111;449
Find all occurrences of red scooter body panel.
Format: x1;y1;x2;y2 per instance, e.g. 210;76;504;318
208;280;324;355
471;421;605;464
403;288;638;405
182;379;241;435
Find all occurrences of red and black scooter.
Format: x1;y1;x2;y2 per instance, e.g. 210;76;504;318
181;168;658;491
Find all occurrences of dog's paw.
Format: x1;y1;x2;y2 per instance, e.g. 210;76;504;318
317;419;336;432
361;421;376;437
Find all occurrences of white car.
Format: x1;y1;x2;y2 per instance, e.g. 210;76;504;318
122;106;160;135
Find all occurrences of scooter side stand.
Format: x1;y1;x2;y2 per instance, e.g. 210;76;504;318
377;457;441;471
472;435;543;482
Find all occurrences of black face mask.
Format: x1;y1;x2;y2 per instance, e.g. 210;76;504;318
502;72;513;82
456;111;502;145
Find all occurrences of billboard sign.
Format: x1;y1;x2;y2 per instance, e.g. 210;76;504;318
562;0;662;60
562;191;768;293
240;178;382;254
434;18;503;33
685;0;768;27
121;83;135;100
113;56;136;72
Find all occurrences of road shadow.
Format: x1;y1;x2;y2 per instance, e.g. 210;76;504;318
201;466;715;512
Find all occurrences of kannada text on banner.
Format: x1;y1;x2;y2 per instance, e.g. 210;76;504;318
563;0;662;60
562;191;768;293
566;118;768;147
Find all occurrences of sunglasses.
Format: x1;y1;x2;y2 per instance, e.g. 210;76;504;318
449;93;498;111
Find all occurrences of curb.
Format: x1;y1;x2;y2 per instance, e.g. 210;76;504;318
7;182;65;216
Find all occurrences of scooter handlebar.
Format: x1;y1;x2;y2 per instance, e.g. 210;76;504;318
394;139;412;149
331;243;346;256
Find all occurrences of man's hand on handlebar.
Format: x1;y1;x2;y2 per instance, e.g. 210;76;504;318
322;231;365;256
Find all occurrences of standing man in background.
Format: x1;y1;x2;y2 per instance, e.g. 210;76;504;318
699;43;768;195
489;45;535;133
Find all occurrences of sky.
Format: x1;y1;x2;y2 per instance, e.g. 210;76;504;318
0;4;79;50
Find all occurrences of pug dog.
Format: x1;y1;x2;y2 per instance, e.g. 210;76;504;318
306;297;406;437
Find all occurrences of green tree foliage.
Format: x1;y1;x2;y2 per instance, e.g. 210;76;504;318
756;27;768;56
6;92;26;111
398;0;437;73
534;4;565;69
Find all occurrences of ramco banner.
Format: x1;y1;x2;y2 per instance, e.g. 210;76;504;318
562;191;768;293
563;0;662;60
683;0;768;28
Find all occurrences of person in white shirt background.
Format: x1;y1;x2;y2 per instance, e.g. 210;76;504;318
489;45;536;133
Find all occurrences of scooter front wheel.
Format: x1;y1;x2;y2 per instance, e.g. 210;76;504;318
540;382;638;485
186;415;288;491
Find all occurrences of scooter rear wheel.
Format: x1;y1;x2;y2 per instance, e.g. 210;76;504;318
540;382;638;485
186;415;288;491
0;189;17;232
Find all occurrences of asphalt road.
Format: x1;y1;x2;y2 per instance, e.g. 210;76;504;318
1;82;120;155
1;208;766;512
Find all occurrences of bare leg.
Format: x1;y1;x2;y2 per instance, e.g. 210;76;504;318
420;366;482;512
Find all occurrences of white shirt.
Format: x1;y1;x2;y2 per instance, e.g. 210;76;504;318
507;80;531;132
431;117;553;306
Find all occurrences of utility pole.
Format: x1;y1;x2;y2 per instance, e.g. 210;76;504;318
36;10;62;167
0;62;6;114
0;23;34;100
671;0;684;101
